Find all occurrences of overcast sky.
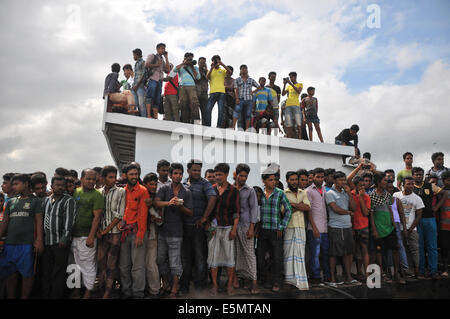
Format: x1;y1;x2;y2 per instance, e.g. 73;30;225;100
0;0;449;181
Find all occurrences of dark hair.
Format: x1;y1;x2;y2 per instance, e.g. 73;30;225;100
156;43;166;49
412;167;424;175
384;169;395;175
143;172;158;184
51;175;66;186
31;174;47;188
373;171;386;187
123;164;139;174
307;86;315;93
268;71;276;78
205;169;215;177
363;152;371;160
236;163;250;175
184;52;194;58
296;169;308;178
187;159;203;170
65;176;75;184
69;169;78;179
101;165;117;178
11;173;31;185
312;167;325;176
111;63;120;73
262;173;276;181
55;167;71;177
403;152;413;160
214;163;230;174
240;64;247;69
199;57;206;61
132;48;142;57
227;65;234;73
353;175;364;186
0;193;4;199
288;72;297;77
431;152;444;162
362;172;373;180
259;77;266;81
253;186;263;194
123;64;133;71
169;163;184;175
324;168;335;177
403;176;414;185
2;173;15;181
157;159;170;170
212;55;221;61
333;171;346;180
441;170;450;181
286;171;298;181
301;93;308;100
92;167;102;175
350;124;359;132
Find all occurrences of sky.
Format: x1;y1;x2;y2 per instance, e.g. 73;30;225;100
0;0;449;182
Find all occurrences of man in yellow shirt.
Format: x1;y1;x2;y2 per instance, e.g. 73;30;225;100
282;72;305;139
205;55;232;128
283;170;310;290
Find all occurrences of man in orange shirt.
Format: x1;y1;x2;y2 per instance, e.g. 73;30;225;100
118;163;149;299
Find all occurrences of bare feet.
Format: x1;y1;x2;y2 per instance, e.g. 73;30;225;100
209;286;218;297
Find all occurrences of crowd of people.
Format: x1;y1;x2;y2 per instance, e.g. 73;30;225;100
103;43;325;141
0;151;448;299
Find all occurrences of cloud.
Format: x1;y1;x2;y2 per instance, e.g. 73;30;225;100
0;0;448;181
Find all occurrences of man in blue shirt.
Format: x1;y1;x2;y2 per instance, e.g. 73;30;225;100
174;53;201;124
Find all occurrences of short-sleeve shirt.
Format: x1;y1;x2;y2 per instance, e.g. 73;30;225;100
413;182;442;218
396;169;412;186
72;187;105;238
285;83;303;107
209;67;227;94
253;88;273;112
306;184;328;233
146;54;166;82
4;195;43;245
182;178;216;225
351;190;371;230
325;186;352;229
303;96;318;116
164;73;179;96
174;66;200;87
266;85;281;109
235;77;259;100
285;188;310;229
156;183;193;238
393;191;425;230
335;129;358;148
427;167;449;188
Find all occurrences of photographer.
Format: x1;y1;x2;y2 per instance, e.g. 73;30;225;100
145;43;170;119
282;72;304;139
196;57;209;125
174;52;201;124
205;55;232;128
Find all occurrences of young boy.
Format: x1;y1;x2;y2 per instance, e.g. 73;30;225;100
282;72;304;139
301;87;323;143
252;77;273;134
0;174;44;299
97;166;125;299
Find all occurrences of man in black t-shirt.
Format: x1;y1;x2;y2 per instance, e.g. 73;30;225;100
335;124;360;164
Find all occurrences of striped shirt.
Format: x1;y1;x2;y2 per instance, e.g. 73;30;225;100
101;185;126;234
43;194;77;246
260;187;293;231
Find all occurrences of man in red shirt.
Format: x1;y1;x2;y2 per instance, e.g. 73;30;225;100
163;64;180;122
118;163;149;299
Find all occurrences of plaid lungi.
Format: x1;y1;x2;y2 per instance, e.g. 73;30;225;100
235;226;257;280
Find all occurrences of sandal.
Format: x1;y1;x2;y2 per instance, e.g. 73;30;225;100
209;287;218;297
271;285;280;292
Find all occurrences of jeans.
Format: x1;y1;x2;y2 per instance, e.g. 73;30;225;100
157;235;183;278
307;230;331;280
180;225;208;290
233;99;253;122
119;233;147;298
197;92;209;125
417;217;438;275
146;79;162;109
256;229;283;286
206;92;225;127
132;86;146;117
284;106;302;128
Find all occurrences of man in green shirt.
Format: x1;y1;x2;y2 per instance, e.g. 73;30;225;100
0;174;44;299
397;152;413;191
71;169;104;299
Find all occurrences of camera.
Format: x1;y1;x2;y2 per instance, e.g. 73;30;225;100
283;77;289;82
185;55;197;66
